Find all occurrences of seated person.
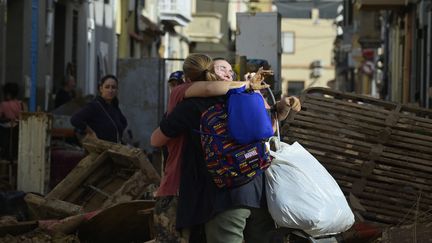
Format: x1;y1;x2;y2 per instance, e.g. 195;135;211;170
0;83;25;160
54;75;77;108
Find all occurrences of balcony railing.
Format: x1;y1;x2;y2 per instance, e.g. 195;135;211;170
158;0;192;26
185;13;222;43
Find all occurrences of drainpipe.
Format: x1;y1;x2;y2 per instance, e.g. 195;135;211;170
426;6;431;108
0;0;6;87
30;0;39;112
87;0;95;95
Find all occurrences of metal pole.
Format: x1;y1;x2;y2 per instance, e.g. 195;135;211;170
426;7;431;109
0;0;6;88
29;0;39;112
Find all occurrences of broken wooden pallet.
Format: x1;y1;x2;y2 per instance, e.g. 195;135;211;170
281;87;432;226
26;137;160;217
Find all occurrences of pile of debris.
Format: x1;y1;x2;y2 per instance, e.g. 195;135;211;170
282;87;432;242
0;137;160;242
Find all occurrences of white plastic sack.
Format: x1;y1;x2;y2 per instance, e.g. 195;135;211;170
265;141;354;237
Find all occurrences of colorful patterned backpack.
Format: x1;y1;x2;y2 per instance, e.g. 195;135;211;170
199;103;272;188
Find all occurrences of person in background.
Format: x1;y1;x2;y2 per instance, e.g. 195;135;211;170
0;83;26;126
0;83;26;160
70;74;127;143
54;75;77;108
167;71;185;94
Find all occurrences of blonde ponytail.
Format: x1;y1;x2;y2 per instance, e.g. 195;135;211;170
183;53;219;82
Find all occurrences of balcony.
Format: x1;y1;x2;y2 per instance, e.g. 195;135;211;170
158;0;192;26
185;13;223;43
355;0;416;10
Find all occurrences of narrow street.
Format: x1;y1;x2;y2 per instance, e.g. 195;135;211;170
0;0;431;242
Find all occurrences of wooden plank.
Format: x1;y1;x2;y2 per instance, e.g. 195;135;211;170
288;139;372;161
334;174;432;205
17;112;52;194
303;96;393;118
290;114;383;138
388;133;432;148
382;147;432;164
101;170;155;209
297;136;432;173
360;204;414;225
393;121;432;133
296;109;386;132
302;101;388;126
358;199;420;221
24;193;83;219
285;132;373;155
303;89;397;111
398;113;432;127
285;126;373;148
391;129;432;143
286;119;371;140
316;152;432;184
320;161;432;191
382;141;431;156
46;152;105;200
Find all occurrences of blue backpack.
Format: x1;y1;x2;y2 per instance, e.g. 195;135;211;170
199;103;272;188
226;87;274;144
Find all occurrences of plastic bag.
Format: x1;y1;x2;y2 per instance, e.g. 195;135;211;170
226;86;273;144
265;141;354;237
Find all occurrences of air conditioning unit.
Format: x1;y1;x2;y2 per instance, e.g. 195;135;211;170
310;68;322;78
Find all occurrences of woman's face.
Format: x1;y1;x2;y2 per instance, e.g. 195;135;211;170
213;60;234;82
99;78;118;102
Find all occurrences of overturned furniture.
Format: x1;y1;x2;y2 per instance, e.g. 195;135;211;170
282;88;432;240
44;136;160;211
20;137;160;242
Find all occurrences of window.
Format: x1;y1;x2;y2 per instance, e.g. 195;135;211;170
282;32;295;54
287;81;305;96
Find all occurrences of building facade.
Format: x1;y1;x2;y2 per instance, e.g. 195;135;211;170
281;9;337;96
335;0;432;108
0;0;117;110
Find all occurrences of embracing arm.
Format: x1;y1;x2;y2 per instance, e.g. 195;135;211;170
184;67;272;98
151;127;170;147
151;100;195;147
184;81;250;98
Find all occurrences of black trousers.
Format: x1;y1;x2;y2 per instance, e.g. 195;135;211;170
0;125;19;160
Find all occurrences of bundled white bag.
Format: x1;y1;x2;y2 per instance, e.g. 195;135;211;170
265;140;354;237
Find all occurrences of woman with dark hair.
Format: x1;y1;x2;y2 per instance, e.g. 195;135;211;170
70;74;127;143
